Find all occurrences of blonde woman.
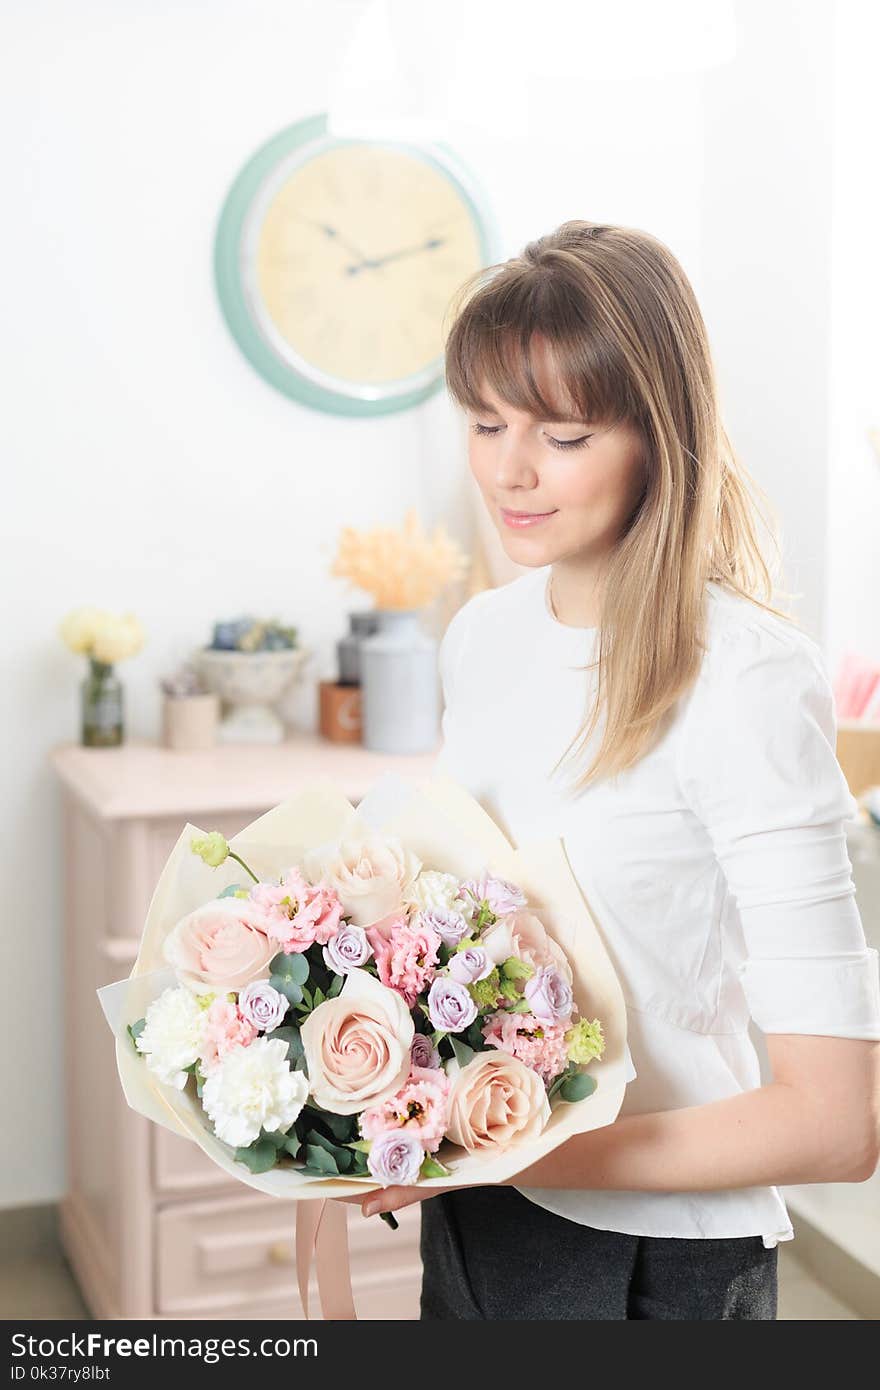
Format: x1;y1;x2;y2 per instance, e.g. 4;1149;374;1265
356;221;880;1319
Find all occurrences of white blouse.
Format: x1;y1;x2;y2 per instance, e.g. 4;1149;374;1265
434;564;880;1248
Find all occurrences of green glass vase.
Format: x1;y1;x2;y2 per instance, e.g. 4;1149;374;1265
81;657;124;747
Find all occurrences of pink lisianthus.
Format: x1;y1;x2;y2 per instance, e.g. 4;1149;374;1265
366;917;442;1008
359;1065;451;1153
199;997;258;1075
481;1010;569;1083
248;868;343;953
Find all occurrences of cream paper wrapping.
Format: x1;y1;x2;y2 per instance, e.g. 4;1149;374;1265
98;769;634;1199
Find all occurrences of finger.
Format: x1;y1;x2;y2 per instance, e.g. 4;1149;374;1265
361;1186;422;1218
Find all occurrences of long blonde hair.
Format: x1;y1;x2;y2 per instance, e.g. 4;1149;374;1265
443;219;801;793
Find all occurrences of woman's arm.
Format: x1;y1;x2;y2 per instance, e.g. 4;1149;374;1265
508;1033;880;1192
356;1034;880;1218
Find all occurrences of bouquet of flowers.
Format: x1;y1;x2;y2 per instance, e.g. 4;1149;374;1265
98;772;633;1315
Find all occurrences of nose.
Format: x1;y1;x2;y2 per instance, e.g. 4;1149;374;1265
492;434;540;492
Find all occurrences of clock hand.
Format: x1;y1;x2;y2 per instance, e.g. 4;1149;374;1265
306;219;373;266
345;236;447;275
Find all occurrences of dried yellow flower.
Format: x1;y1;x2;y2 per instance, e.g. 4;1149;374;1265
330;509;469;609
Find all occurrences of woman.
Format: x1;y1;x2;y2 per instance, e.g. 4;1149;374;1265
355;221;880;1319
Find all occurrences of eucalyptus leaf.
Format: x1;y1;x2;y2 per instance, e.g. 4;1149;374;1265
303;1144;339;1176
234;1139;279;1174
218;883;245;899
269;972;303;1007
126;1018;146;1047
560;1071;598;1103
450;1037;474;1068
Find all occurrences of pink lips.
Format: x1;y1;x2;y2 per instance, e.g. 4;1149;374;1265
500;507;558;529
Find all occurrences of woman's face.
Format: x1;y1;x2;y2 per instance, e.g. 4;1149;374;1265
467;339;647;573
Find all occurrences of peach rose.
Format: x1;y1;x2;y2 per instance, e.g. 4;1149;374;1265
301;833;421;928
300;967;414;1114
163;897;276;994
481;909;573;984
446;1051;551;1153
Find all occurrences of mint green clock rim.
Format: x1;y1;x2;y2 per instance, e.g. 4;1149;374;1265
213;111;499;417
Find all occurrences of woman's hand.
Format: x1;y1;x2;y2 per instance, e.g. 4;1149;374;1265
335;1183;470;1219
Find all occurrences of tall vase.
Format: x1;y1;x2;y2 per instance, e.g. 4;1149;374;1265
81;657;124;747
359;610;439;754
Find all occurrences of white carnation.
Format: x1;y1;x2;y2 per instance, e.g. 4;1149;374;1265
135;986;206;1089
201;1036;308;1148
405;869;467;917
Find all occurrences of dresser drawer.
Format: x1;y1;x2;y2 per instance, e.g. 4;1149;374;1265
156;1193;301;1316
152;1125;236;1196
155;1192;423;1319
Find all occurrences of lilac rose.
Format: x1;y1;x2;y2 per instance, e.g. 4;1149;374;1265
367;1129;425;1187
447;947;493;985
417;907;471;948
457;873;527;919
524;965;574;1024
322;922;373;975
427;977;478;1034
411;1033;441;1069
237;979;288;1032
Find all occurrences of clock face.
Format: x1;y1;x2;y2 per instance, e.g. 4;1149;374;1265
215;117;493;415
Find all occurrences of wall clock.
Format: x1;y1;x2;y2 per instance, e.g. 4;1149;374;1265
214;112;496;416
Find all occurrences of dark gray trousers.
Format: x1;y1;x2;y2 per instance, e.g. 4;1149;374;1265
419;1185;778;1320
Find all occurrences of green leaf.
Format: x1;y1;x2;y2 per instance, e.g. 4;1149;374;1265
327;973;344;998
312;985;325;1008
315;1110;358;1144
430;1029;447;1048
303;1143;339;1176
560;1071;598;1103
345;1139;372;1154
450;1037;474;1068
218;883;245;899
126;1018;146;1047
419;1154;452;1179
305;1130;353;1172
506;998;532;1014
234;1139;279;1174
282;1131;301;1160
259;1127;292;1149
269;971;303;1007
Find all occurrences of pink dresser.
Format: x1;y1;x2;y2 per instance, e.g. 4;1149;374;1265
51;734;439;1321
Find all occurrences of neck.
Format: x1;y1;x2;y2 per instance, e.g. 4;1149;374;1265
549;561;604;627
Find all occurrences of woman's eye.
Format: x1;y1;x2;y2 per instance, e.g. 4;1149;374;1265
547;434;593;451
470;421;592;451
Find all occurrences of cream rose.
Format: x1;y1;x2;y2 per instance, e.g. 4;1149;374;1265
300;968;414;1114
446;1051;551;1152
163;897;276;993
302;833;421;927
481;909;573;984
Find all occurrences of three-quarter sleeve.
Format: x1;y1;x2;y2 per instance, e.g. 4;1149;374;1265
676;617;880;1039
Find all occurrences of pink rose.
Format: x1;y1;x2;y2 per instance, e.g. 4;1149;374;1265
163;897;276;993
481;909;573;983
446;1051;551;1153
300;968;414;1114
199;998;258;1074
366;917;442;1008
301;834;421;928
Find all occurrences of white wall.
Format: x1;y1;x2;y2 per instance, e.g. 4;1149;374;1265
1;0;866;1208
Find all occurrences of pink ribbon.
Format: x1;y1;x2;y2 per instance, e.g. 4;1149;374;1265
295;1199;357;1320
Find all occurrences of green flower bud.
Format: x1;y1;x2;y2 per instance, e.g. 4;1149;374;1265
501;956;534;981
190;831;229;868
565;1018;605;1065
468;968;501;1011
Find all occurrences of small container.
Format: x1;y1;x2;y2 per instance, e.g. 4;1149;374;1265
81;659;124;747
319;680;362;743
161;693;220;751
337;612;380;686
